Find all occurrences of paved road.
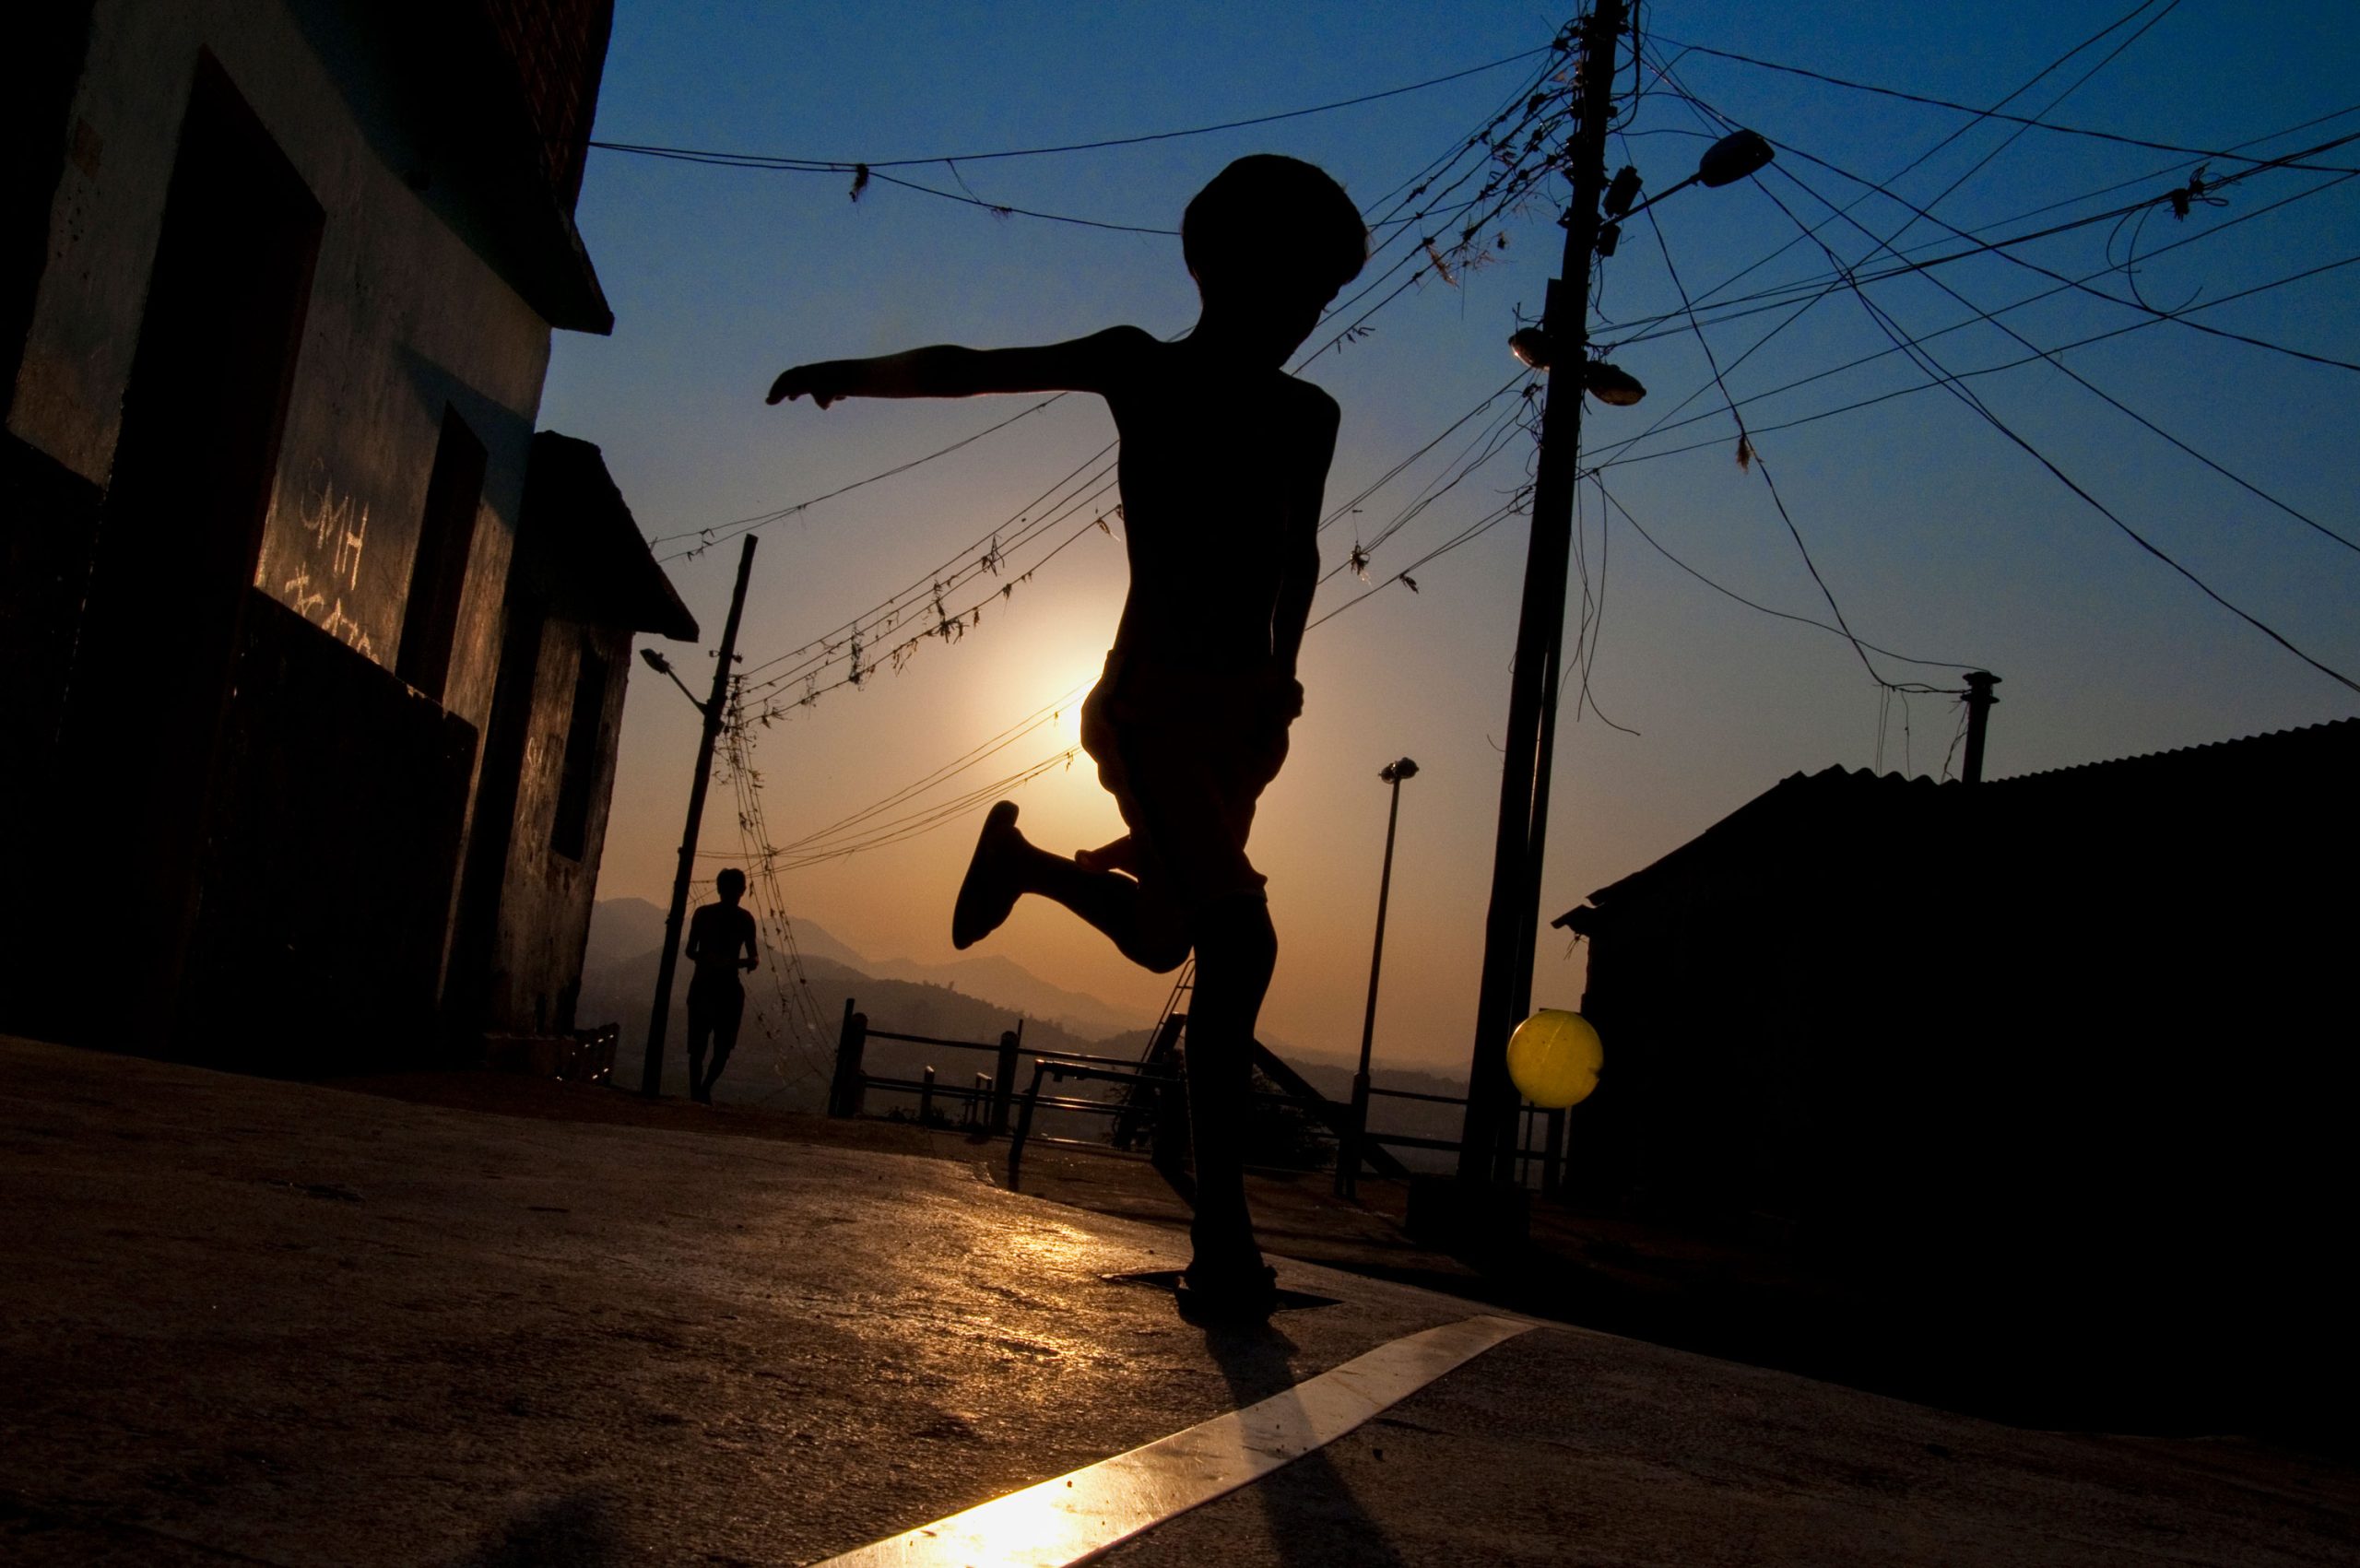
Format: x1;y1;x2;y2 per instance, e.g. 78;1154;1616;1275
3;1038;2351;1565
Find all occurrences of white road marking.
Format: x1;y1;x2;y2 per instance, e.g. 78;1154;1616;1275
812;1314;1533;1568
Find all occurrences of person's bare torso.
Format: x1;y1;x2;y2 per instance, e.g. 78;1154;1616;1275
1102;336;1335;672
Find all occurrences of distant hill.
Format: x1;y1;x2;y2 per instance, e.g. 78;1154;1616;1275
584;899;1151;1042
574;934;1128;1116
585;896;870;975
575;900;1465;1159
858;951;1151;1040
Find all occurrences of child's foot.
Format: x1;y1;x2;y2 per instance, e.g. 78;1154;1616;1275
1178;1254;1279;1323
1074;834;1137;875
952;800;1027;949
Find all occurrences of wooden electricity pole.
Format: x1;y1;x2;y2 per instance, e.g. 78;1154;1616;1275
1457;0;1627;1185
640;533;759;1097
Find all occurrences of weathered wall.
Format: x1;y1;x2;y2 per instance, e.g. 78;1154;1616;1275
488;618;634;1034
183;592;479;1070
1;1;617;1057
8;0;551;758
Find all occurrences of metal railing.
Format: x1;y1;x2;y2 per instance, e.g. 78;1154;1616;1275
829;996;1571;1197
1344;1086;1570;1196
828;998;1029;1132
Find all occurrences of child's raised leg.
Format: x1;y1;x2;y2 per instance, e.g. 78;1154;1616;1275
954;802;1187;972
1074;834;1136;875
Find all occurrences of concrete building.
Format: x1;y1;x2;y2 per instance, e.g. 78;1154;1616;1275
0;1;692;1067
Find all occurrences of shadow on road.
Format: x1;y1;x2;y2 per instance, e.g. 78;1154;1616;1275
1197;1320;1408;1568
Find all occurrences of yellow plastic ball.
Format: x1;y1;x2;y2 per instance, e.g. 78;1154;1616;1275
1506;1008;1603;1109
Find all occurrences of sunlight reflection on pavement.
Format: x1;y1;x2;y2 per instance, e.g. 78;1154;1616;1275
5;1038;2353;1568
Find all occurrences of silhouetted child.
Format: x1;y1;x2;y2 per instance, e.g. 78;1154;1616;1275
769;155;1366;1317
684;868;759;1104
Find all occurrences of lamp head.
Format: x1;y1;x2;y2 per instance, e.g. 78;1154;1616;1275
1380;757;1420;784
1584;360;1647;406
1696;129;1775;188
1602;165;1643;218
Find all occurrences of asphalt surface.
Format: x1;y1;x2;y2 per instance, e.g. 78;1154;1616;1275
4;1036;2352;1565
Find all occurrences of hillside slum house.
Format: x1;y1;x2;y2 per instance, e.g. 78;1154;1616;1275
1;1;693;1067
1553;718;2355;1420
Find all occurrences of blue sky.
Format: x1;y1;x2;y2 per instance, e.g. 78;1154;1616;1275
543;1;2358;1072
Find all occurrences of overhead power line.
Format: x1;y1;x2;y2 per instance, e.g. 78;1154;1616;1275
1587;247;2360;480
658;41;1569;568
1612;0;2177;332
1654;35;2360;173
1603;45;2360;563
592;44;1554;172
1594;479;1978;671
1759;131;2360;373
651;395;1071;550
1590;171;2360;480
691;46;1582;714
1730;137;2360;697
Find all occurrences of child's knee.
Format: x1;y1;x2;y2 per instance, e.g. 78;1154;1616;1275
1134;936;1190;973
1124;893;1193;972
1139;917;1193;973
1196;894;1277;976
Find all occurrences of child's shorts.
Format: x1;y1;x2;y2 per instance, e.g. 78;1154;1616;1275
1080;651;1296;916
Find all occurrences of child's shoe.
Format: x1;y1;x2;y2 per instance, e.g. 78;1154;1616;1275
952;801;1027;949
1177;1255;1279;1323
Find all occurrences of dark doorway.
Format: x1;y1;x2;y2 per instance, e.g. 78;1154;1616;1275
549;638;608;862
54;55;322;1049
396;406;486;701
442;576;547;1040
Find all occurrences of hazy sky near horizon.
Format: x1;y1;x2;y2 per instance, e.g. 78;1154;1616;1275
543;0;2358;1073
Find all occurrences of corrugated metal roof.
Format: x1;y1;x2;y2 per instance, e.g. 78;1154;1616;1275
1556;717;2357;932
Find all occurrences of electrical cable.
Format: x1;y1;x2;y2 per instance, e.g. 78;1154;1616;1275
651;395;1072;549
1651;35;2360;172
1634;185;1906;689
1607;60;2360;559
1611;0;2178;339
591;44;1554;171
1742;160;2360;698
1589;250;2360;477
1594;479;1978;671
1590;182;2360;482
1762;131;2360;373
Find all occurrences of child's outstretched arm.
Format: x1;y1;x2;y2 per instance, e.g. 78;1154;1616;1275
768;326;1147;407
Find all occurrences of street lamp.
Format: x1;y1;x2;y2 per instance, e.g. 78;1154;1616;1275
1339;756;1419;1198
639;645;709;713
1459;0;1773;1201
1507;328;1649;408
1507;130;1773;384
1593;128;1776;254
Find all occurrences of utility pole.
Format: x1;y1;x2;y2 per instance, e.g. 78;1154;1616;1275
1340;757;1418;1198
1457;0;1627;1186
1961;670;2000;784
640;533;759;1097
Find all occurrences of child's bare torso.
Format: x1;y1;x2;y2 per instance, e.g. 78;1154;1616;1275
1099;332;1337;673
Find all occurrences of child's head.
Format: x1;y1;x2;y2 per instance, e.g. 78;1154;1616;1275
1184;156;1366;360
715;868;747;903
